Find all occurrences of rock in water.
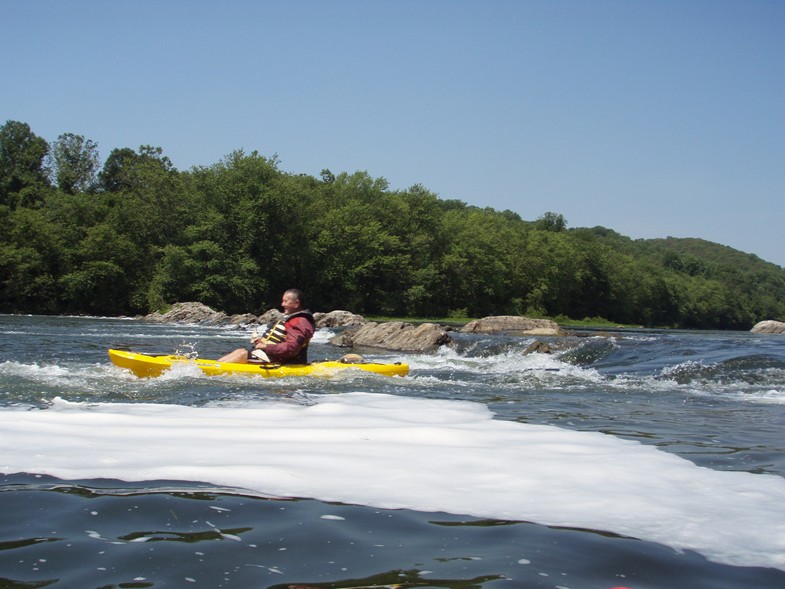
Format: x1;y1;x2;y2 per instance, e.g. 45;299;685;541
314;310;366;328
750;320;785;334
330;321;451;352
144;302;227;325
461;315;562;336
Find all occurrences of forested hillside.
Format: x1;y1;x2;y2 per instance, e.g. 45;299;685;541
2;120;783;329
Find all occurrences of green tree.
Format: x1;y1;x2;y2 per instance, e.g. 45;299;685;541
186;150;312;312
0;120;50;208
534;211;567;232
146;214;263;313
55;221;143;314
48;133;100;194
59;261;127;315
0;244;58;313
113;146;190;248
0;206;63;313
396;185;450;316
438;207;527;316
98;147;138;192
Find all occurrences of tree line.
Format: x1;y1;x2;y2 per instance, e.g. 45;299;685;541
2;120;783;329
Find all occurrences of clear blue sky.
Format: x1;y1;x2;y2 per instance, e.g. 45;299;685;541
3;0;784;266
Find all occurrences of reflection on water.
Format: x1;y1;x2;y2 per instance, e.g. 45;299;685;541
3;474;784;589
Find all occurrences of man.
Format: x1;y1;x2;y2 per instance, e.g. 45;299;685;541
218;289;315;364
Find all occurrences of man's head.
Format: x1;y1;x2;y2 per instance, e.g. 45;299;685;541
281;289;306;315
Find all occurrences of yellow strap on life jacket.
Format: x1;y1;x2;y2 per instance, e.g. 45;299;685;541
260;320;287;344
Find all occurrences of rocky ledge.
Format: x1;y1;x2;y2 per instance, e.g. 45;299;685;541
143;303;570;353
328;321;452;352
750;320;785;334
143;302;239;325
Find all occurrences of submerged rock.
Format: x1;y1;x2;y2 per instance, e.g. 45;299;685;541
330;321;452;352
751;320;785;334
524;340;555;354
461;315;562;336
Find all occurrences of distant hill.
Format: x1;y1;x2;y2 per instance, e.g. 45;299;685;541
645;237;782;272
635;237;785;326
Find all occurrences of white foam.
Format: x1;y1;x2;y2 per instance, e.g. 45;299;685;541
0;361;71;379
1;393;784;571
310;329;336;344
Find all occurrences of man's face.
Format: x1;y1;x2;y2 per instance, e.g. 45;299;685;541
281;293;300;315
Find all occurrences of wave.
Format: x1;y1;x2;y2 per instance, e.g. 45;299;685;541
660;355;785;384
4;340;783;409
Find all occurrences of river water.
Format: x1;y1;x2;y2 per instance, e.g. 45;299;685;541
1;314;784;588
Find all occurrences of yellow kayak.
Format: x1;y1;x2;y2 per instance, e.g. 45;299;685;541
108;349;409;379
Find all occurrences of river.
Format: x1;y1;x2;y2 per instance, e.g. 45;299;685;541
1;314;784;588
